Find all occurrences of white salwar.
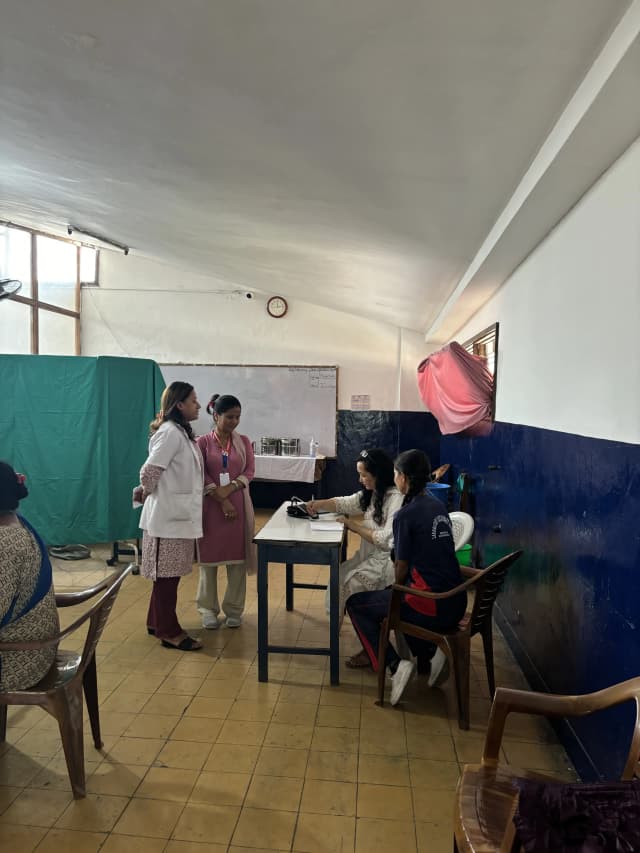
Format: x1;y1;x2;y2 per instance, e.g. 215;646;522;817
326;487;404;625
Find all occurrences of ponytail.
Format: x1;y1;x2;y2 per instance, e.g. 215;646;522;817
394;449;431;507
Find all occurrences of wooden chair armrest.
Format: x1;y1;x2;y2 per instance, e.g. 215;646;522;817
460;566;481;578
0;606;98;650
55;573;118;607
1;568;131;652
0;632;64;652
394;551;523;604
56;589;102;607
482;679;640;765
391;568;483;600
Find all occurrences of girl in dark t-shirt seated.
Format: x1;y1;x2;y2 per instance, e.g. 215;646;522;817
345;449;467;706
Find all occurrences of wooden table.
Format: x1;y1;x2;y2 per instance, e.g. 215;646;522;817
254;502;346;685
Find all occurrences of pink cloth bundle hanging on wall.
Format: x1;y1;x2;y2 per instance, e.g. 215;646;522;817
417;341;494;435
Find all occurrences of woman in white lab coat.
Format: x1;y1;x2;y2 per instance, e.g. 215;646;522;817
134;381;204;651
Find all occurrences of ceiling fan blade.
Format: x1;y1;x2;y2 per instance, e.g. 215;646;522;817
0;279;22;299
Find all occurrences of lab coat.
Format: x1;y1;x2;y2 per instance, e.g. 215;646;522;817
139;421;204;539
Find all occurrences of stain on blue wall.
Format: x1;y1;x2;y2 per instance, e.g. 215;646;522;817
442;421;640;781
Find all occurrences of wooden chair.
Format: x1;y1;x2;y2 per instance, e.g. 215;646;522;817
0;565;132;798
454;678;640;852
377;551;523;729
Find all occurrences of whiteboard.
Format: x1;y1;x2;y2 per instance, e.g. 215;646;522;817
160;364;338;457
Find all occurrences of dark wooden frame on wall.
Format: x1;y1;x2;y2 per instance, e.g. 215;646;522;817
1;221;97;356
462;322;499;419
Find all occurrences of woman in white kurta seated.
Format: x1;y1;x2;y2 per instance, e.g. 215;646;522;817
307;448;403;667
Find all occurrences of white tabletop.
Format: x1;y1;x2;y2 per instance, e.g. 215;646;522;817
254;501;344;546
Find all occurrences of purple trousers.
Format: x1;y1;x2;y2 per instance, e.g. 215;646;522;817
146;577;183;639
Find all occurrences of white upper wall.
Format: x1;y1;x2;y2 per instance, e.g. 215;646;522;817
454;137;640;444
2;0;632;334
82;252;429;412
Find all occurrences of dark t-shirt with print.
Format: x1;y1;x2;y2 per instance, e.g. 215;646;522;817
392;493;465;617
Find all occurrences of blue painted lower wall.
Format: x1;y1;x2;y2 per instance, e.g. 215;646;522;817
441;421;640;781
253;408;640;780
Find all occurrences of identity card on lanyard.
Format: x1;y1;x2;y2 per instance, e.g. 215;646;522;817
215;433;232;486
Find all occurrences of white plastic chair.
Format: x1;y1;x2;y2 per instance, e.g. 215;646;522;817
449;511;474;551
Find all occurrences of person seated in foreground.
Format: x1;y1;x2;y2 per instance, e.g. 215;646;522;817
346;449;467;705
306;448;403;667
0;461;59;691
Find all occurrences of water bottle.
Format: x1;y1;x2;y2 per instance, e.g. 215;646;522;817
309;437;317;458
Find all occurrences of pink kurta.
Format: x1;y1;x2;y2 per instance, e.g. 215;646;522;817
197;432;255;564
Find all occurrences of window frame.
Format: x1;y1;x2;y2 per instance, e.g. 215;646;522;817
462;321;499;419
1;222;99;355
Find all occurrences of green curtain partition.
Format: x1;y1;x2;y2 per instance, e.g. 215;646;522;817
0;355;165;545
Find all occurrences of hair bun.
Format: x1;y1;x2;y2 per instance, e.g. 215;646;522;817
0;461;29;512
206;394;220;416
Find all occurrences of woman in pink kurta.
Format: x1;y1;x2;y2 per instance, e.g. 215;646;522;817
196;394;256;629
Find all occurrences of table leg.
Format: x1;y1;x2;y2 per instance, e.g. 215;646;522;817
286;563;294;611
258;547;269;682
329;550;340;685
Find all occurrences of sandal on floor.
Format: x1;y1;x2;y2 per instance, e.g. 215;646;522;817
345;651;371;669
161;636;202;651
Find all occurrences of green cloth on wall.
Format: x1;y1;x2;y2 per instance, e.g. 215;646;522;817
0;355;165;545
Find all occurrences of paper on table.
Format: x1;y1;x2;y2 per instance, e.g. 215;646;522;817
310;521;343;532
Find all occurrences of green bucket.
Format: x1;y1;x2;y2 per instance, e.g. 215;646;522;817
456;543;472;567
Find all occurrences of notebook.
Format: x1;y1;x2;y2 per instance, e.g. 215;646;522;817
309;521;343;532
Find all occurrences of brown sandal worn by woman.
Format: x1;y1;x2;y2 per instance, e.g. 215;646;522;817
346;649;371;668
161;635;203;651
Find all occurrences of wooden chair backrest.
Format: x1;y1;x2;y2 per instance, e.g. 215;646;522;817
76;567;131;680
469;551;523;637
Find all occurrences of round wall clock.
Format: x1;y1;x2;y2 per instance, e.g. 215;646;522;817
267;295;288;318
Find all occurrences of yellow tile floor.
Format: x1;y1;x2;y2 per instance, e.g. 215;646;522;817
0;510;577;852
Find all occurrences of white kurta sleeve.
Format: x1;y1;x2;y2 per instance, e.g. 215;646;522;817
334;491;364;515
371;489;404;551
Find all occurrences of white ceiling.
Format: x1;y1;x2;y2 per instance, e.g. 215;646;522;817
1;0;638;335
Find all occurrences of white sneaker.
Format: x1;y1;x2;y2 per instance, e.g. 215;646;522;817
427;647;448;687
201;611;219;630
390;659;416;706
225;616;242;628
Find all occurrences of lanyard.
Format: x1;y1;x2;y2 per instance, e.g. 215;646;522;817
213;431;232;469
